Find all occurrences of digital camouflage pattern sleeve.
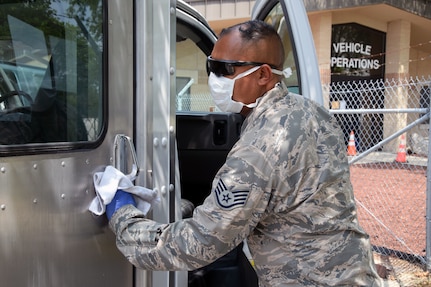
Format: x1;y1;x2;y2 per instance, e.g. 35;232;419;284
110;83;383;286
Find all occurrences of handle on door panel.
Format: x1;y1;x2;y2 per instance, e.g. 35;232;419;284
113;134;140;180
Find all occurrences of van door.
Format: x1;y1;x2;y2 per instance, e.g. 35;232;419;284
0;0;136;286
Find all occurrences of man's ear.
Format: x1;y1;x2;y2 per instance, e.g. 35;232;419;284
257;64;274;85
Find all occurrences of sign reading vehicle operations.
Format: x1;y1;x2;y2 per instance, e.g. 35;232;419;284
331;42;380;70
331;23;386;78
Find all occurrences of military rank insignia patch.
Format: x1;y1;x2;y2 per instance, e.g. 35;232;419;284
214;179;249;209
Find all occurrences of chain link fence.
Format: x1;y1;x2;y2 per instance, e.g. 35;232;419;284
83;118;100;141
325;75;430;286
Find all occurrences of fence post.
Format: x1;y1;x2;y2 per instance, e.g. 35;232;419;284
427;103;431;272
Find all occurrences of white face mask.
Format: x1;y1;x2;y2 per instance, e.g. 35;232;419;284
208;65;261;113
208;66;292;113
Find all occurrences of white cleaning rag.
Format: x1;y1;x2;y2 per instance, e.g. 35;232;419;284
88;165;159;216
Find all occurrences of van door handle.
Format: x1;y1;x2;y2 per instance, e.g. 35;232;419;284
113;134;140;180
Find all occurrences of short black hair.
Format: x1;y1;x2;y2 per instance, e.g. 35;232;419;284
220;20;278;42
219;20;284;67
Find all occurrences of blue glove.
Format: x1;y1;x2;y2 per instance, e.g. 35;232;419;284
106;189;136;220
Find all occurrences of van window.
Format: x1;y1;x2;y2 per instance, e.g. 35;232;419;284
0;0;103;145
176;22;215;112
263;3;299;93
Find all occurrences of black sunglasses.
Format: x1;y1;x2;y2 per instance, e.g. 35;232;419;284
206;56;278;76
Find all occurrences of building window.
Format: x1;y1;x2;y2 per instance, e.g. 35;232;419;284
331;23;385;79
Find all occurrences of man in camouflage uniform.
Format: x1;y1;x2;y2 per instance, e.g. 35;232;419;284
108;20;382;286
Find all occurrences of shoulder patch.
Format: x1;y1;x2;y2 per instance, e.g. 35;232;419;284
214;179;249;209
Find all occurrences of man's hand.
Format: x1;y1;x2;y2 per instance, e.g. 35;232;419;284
106;189;136;220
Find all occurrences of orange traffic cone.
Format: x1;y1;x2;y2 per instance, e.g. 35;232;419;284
347;131;357;156
395;134;407;163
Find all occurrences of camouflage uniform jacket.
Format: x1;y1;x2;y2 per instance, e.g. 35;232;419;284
110;83;383;286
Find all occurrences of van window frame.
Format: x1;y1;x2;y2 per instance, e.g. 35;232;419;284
252;1;302;95
0;0;108;156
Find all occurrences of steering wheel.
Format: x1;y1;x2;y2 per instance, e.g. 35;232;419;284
0;90;33;114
